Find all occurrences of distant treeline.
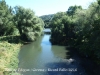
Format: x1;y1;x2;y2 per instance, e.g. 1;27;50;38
40;14;54;28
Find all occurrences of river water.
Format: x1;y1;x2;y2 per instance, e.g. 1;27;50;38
18;29;87;75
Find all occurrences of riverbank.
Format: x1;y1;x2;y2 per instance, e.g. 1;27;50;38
0;41;22;75
0;36;23;75
18;34;88;75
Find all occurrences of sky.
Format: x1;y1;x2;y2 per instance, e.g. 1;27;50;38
5;0;96;16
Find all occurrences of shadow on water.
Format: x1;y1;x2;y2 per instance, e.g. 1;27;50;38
65;46;100;75
45;62;85;75
18;33;87;75
18;35;43;65
47;46;87;75
65;47;78;59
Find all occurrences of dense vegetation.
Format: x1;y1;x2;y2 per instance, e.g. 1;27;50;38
0;0;100;74
14;6;44;41
0;0;44;41
0;0;44;75
0;41;21;75
0;0;15;36
40;14;54;28
50;0;100;64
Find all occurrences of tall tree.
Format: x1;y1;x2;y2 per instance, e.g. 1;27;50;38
0;0;15;36
14;6;44;41
67;5;82;18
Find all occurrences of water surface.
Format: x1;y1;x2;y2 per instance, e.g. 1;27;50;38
18;33;87;75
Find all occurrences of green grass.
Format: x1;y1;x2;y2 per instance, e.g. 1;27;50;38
0;35;22;75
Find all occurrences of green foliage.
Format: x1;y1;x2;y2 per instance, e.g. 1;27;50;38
67;5;82;18
40;14;54;28
50;2;100;64
0;1;44;75
0;0;15;36
98;0;100;5
0;35;24;44
0;41;22;75
79;18;100;60
50;12;75;45
14;6;44;41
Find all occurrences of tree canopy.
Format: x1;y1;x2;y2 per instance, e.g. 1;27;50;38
50;1;100;64
0;0;15;36
0;0;44;42
14;6;44;41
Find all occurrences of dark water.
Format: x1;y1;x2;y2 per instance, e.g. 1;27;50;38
18;30;87;75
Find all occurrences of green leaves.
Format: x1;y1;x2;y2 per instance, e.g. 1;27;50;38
0;41;21;75
0;0;17;36
14;6;44;41
50;12;74;45
98;0;100;5
67;5;82;18
50;1;100;64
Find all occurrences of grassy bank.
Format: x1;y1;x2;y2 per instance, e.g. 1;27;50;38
0;36;22;75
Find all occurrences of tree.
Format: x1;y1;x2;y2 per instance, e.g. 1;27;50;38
50;12;75;45
14;6;44;41
98;0;100;5
50;1;100;64
0;0;15;36
67;5;82;18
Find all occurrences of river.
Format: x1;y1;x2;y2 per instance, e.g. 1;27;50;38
18;29;87;75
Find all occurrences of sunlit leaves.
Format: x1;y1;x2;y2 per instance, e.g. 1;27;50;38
0;0;15;35
14;6;44;41
0;42;21;74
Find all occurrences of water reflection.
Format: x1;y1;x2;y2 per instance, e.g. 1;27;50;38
51;46;67;59
18;34;86;75
18;36;43;69
18;34;55;75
